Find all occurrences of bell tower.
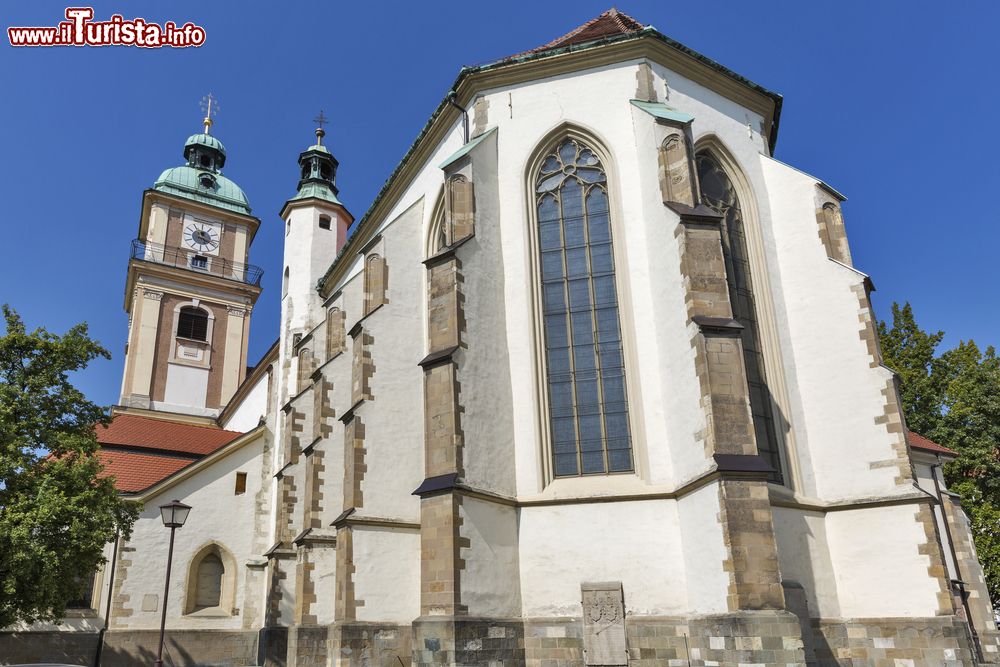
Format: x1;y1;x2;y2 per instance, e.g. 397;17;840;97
119;98;263;417
278;115;352;334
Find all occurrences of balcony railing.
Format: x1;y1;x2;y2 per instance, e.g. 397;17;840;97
130;239;264;287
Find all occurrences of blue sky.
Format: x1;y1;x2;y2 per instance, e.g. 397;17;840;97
1;1;997;407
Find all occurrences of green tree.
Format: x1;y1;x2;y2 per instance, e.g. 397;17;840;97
877;302;945;436
934;342;1000;494
0;305;138;628
879;302;1000;604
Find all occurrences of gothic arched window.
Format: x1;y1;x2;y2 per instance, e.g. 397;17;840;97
535;138;632;477
185;544;235;614
194;553;224;609
177;306;209;342
695;151;783;483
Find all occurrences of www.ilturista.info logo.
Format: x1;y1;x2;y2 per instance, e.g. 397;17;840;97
8;7;206;48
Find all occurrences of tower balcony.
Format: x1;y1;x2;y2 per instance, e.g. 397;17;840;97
130;239;264;287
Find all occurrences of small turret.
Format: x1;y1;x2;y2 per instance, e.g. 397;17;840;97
278;113;354;336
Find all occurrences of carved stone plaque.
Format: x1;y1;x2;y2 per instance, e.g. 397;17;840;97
581;581;627;666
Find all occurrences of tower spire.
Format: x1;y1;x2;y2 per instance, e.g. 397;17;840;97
200;93;219;134
312;110;329;146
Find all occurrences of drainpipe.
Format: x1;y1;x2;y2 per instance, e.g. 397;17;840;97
930;460;984;663
93;531;120;667
448;93;469;144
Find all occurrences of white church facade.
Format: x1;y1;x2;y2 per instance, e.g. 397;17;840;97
4;10;998;667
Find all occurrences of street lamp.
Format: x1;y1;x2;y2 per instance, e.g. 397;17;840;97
153;500;190;667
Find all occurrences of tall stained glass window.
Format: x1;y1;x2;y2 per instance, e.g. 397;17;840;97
695;151;783;483
536;139;632;477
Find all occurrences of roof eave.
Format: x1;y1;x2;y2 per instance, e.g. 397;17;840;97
127;424;266;500
316;27;783;296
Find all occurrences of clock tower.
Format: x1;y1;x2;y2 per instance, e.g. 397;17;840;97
119;109;262;417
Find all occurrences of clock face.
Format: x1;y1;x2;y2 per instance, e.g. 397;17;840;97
183;222;220;253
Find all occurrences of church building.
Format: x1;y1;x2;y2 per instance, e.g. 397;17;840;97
5;9;998;667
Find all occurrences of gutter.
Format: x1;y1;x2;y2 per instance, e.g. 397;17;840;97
92;530;120;667
930;460;984;662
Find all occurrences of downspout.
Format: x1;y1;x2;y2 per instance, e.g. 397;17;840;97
447;93;469;144
93;530;120;667
930;460;984;662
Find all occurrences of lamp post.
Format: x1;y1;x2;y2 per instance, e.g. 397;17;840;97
153;500;191;667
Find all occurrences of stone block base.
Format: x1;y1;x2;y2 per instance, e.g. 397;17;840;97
810;617;978;666
412;616;524;666
0;630;100;666
4;614;986;667
524;611;806;666
261;625;289;667
979;627;1000;663
288;625;328;667
330;621;411;666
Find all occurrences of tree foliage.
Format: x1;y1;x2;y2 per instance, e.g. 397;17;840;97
879;301;1000;604
0;305;138;628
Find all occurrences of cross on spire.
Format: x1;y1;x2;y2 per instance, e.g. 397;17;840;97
313;109;328;145
200;93;220;134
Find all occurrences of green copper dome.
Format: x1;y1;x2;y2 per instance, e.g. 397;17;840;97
152;131;251;215
288;127;342;205
184;133;227;160
154;166;251;214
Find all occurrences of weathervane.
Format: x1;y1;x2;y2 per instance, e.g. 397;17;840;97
200;93;220;134
313;109;328;145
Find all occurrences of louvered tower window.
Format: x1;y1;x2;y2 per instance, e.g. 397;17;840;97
177;306;209;342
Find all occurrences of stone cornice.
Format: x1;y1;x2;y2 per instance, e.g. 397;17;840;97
140;189;261;244
124;259;261;313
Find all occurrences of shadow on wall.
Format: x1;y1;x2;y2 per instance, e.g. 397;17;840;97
100;637;198;667
0;629;260;667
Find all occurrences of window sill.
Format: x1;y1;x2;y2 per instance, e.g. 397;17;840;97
526;472;652;503
185;606;232;618
64;608;99;618
168;358;212;371
175;336;209;346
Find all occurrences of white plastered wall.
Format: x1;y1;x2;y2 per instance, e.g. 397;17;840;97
760;155;910;501
825;504;944;618
772;506;841;618
220;370;270;433
353;527;421;624
518;499;687;617
459;498;521;618
110;437;264;631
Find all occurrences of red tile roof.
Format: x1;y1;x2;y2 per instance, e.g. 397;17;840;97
96;414;243;456
94;413;245;493
97;448;199;493
523;8;645;56
908;431;959;458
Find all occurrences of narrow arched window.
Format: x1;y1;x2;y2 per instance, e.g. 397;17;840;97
659;134;694;206
326;307;345;359
177;306;208;341
364;254;387;314
195;553;224;609
447;175;475;243
282;267;290;299
297;347;313;392
319;215;331;230
536;138;632;477
695;151;783;483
